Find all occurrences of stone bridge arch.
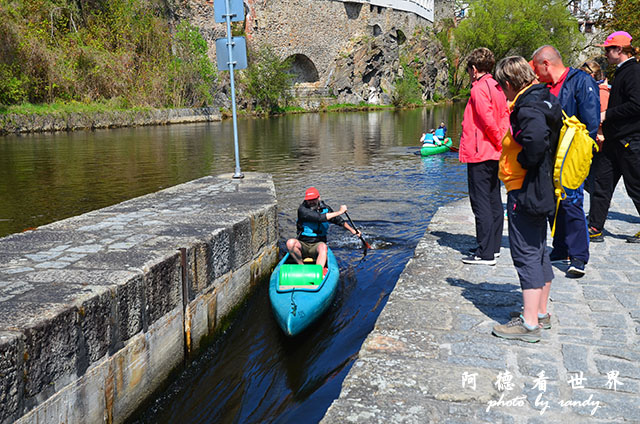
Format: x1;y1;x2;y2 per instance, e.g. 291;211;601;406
286;54;319;83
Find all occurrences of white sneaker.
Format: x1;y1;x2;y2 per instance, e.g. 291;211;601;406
461;255;496;266
469;248;501;258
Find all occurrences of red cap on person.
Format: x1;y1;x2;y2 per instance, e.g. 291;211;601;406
598;31;633;47
305;187;320;200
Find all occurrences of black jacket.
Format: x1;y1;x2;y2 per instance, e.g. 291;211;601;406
603;58;640;145
296;200;345;243
510;84;563;217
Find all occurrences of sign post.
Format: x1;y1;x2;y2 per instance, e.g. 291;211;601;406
214;0;247;179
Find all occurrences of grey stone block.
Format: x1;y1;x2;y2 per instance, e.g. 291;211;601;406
142;253;182;326
209;227;231;281
0;331;23;424
230;218;252;269
22;305;80;398
114;274;144;347
562;344;590;373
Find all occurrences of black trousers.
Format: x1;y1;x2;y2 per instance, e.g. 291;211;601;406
468;160;503;259
588;140;640;230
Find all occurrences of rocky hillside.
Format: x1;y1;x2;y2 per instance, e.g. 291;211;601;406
327;29;449;105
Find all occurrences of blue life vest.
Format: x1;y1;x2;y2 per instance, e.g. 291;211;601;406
435;128;446;138
422;133;434;142
300;207;330;238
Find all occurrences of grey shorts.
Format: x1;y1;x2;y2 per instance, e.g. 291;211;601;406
507;190;554;290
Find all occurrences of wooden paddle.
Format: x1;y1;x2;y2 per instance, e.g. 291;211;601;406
344;212;371;255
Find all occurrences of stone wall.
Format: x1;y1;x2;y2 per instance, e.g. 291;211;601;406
0;107;221;136
185;0;450;105
0;173;279;424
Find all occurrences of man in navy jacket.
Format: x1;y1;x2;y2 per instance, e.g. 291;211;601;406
532;45;600;277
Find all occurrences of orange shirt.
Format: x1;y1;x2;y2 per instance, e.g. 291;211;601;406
499;85;532;191
499;129;526;191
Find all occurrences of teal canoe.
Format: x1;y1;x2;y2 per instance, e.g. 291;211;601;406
269;249;340;337
420;137;453;156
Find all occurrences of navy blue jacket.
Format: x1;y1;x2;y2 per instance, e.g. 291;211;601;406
556;67;600;140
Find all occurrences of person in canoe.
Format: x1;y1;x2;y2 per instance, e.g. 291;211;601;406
286;187;361;271
420;129;443;146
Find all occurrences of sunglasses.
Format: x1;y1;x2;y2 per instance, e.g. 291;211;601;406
581;62;594;74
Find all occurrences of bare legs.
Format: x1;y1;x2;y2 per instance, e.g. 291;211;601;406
522;281;551;326
285;239;328;268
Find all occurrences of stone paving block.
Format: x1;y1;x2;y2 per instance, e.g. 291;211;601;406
561;344;591;374
599;328;631;343
594;357;640;380
372;299;452;332
587;300;622;312
0;331;23;424
360;329;440;360
565;389;638;421
516;351;561;380
582;286;611;301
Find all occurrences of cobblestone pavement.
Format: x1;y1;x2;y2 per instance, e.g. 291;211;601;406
322;185;640;423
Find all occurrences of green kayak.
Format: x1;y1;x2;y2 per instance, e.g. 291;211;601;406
420;137;453;156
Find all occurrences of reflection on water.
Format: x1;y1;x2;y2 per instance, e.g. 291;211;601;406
0;104;467;423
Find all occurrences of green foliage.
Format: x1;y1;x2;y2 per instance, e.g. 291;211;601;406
168;21;217;107
455;0;580;60
0;63;27;105
240;46;294;113
598;0;640;43
392;64;423;107
0;0;217;108
444;0;582;95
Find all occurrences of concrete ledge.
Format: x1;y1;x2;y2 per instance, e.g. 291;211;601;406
0;107;222;135
0;173;278;423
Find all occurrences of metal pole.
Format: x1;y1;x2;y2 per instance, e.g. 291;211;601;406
225;0;243;179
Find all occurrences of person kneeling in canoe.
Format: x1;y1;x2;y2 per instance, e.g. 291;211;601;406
420;129;443;146
286;187;361;271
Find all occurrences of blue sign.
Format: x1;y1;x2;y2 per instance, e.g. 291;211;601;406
214;0;245;23
215;36;247;70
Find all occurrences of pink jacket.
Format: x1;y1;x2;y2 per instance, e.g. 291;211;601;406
459;74;510;163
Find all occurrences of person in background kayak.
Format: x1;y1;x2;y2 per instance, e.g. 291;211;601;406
286;187;360;270
459;47;510;265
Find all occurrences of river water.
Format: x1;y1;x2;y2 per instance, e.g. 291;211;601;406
0;104;468;423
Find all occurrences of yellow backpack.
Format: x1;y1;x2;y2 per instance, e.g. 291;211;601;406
551;111;599;236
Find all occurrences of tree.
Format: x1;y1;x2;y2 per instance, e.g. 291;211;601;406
444;0;582;94
598;0;640;42
240;46;294;113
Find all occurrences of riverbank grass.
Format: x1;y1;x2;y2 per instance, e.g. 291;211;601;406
0;100;152;116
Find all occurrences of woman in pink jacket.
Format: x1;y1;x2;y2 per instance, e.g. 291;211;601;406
460;48;511;265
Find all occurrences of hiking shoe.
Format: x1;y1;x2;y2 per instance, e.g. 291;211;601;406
469;247;501;258
509;311;551;329
567;258;586;277
589;226;604;242
492;316;541;342
549;252;570;265
627;231;640;243
461;255;496;266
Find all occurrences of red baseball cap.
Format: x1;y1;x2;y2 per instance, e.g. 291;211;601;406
598;31;633;47
304;187;320;200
